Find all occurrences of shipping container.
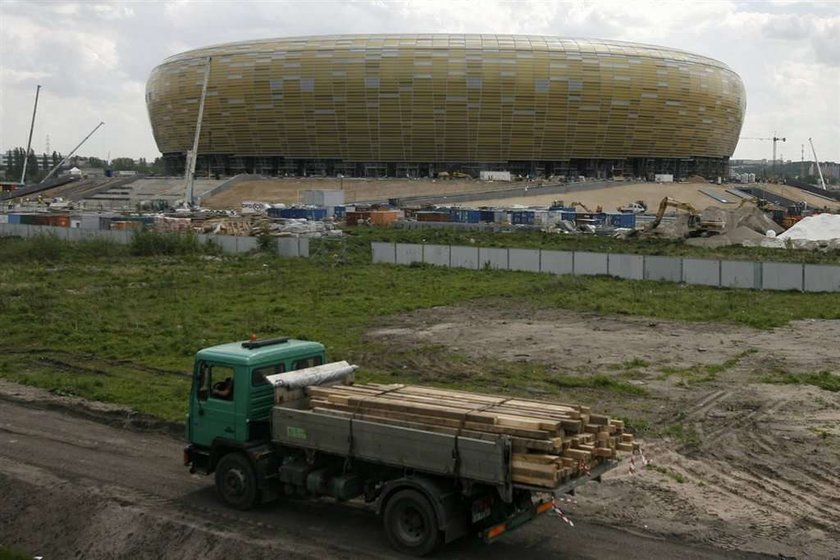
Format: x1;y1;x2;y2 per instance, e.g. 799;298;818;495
606;213;636;228
415;211;450;222
510;211;535;225
369;210;401;226
333;206;346;219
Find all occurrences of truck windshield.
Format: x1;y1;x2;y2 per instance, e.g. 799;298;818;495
252;363;285;386
292;356;323;370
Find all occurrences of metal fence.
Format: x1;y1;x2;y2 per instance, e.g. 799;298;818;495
372;242;840;293
0;223;309;258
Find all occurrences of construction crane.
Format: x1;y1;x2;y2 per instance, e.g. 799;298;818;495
20;84;42;185
808;137;827;190
39;121;105;184
741;135;786;176
183;56;213;208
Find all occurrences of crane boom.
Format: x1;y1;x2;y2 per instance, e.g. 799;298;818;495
184;57;212;207
808;138;827;191
20;84;42;185
39;121;105;184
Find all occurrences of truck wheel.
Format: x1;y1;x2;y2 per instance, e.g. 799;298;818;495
383;489;442;556
215;452;258;510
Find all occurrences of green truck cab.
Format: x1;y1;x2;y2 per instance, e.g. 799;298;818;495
185;337;324;476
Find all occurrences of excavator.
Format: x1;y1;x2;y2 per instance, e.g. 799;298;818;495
648;197;724;232
552;200;602;213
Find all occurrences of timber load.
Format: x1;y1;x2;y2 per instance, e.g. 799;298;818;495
307;383;639;489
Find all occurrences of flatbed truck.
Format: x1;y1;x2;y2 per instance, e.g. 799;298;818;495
184;337;616;555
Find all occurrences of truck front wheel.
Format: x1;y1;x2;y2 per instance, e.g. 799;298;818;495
383;489;442;556
215;452;258;510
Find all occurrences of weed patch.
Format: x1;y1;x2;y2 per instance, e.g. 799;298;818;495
764;370;840;392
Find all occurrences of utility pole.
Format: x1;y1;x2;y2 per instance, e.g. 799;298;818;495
20;84;42;185
771;135;785;178
184;56;212;207
800;144;804;179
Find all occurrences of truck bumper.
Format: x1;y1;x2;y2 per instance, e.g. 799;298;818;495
183;444;210;474
481;498;555;543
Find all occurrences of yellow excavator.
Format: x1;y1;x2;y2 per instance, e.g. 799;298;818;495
648;197;724;232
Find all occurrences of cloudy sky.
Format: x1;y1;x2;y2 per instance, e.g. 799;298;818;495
1;0;837;163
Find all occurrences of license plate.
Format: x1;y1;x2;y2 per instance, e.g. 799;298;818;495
471;498;492;523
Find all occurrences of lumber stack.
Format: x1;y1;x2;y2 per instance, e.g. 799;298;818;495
307;383;638;488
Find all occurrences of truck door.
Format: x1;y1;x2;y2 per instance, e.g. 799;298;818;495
191;362;241;447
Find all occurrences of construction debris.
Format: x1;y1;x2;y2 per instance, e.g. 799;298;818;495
307;383;638;488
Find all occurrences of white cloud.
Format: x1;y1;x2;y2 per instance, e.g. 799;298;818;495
0;0;837;161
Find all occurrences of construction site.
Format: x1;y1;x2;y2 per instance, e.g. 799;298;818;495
1;31;839;560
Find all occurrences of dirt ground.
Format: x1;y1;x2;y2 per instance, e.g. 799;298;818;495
473;182;840;212
202;177;520;208
367;305;840;560
202;176;840;214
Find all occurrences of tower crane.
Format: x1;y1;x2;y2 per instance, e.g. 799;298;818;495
741;136;786;176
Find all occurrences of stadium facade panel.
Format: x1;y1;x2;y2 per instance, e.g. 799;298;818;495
146;34;746;178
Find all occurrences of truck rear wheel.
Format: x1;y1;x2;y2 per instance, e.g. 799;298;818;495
383;489;442;556
215;452;258;510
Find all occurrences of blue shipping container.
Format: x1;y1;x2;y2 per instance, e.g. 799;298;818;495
9;214;21;224
511;211;535;225
333;206;346;219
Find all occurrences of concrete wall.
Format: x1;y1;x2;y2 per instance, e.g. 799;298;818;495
0;223;310;257
377;241;840;293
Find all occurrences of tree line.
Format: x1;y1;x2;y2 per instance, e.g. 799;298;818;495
3;147;166;183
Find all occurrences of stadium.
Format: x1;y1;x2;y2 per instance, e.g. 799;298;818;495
146;34;746;180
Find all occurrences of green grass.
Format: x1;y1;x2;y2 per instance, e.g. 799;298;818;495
0;234;838;422
0;547;32;560
661;423;702;447
657;350;757;385
649;464;688;483
764;370;840;392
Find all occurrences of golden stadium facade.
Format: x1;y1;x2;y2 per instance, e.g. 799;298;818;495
146;34;746;178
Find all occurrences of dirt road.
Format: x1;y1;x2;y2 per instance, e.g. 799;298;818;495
0;388;774;560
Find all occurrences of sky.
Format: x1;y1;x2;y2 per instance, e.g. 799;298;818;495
1;0;838;163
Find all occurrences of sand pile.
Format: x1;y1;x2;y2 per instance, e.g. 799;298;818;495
778;214;840;241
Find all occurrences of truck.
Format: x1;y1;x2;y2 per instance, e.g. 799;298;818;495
184;336;620;555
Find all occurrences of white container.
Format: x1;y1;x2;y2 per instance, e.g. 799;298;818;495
654;174;674;183
479;171;512;182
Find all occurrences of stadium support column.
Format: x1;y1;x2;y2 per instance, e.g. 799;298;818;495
184;57;212;207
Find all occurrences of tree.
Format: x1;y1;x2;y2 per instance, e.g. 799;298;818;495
111;157;136;171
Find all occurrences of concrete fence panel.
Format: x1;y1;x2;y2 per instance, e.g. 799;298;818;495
217;235;239;254
278;238;300;257
644;255;682;283
423;244;450;267
762;262;804;292
478;247;509;270
450;245;480;270
721;260;760;289
508;248;541;273
395;243;423;265
574;251;609;276
608;253;644;280
803;264;840;293
237;236;258;253
371;242;396;264
682;258;720;287
540;250;574;275
297;238;310;257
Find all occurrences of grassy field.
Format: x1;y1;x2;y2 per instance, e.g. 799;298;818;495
1;233;838;422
